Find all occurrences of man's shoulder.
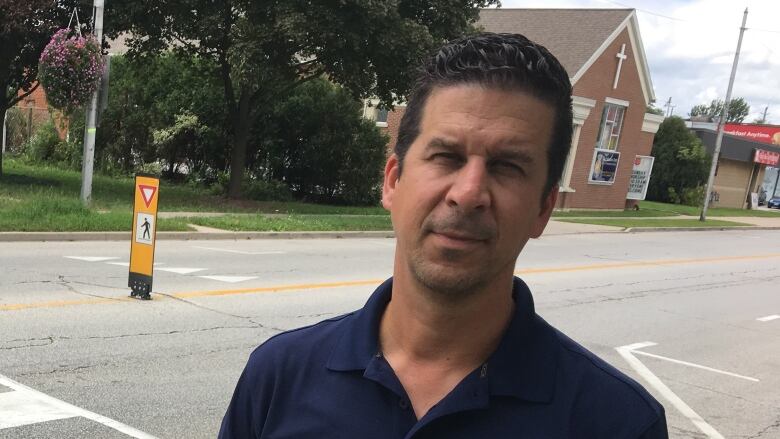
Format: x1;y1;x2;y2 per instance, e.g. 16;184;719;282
545;320;665;435
245;312;354;370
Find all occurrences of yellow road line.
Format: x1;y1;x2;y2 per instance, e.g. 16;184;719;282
172;279;386;299
0;297;133;311
3;253;780;312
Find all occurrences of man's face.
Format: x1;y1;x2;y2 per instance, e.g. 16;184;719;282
382;84;558;297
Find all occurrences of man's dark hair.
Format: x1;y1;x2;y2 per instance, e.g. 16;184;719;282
395;32;573;199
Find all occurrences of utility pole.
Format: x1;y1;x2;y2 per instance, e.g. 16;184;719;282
663;97;673;117
761;106;768;123
80;0;105;206
701;8;748;221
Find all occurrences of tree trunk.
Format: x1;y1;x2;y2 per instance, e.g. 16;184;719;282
227;89;251;199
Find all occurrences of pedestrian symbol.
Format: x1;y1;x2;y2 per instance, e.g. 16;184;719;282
135;213;155;245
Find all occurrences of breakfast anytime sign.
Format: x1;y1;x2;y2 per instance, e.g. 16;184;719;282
724;123;780;146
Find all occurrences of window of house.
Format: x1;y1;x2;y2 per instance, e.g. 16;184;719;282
595;103;626;150
375;108;389;127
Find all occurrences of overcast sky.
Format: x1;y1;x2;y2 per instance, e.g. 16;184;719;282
498;0;780;124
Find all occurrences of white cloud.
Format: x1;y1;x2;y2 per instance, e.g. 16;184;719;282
498;0;780;123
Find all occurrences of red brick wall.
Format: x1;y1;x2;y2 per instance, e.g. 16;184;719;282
380;106;405;156
566;28;654;209
15;83;68;139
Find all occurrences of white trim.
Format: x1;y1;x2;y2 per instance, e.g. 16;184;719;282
626;13;656;104
572;96;596;125
605;97;629;107
560;123;584;189
642;113;665;133
375;122;388;128
571;11;655;106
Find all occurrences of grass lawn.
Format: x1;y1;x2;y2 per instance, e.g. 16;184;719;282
638;200;780;217
552;208;679;217
556;218;751;228
187;214;393;232
0;158;387;231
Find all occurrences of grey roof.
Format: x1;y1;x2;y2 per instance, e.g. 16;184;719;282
477;8;634;76
692;129;780;163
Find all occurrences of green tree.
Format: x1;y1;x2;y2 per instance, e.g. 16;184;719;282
646;116;711;204
689;97;750;123
261;79;388;205
0;0;93;176
93;53;226;175
107;0;497;198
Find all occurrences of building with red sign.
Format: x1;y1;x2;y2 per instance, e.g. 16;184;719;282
690;128;780;208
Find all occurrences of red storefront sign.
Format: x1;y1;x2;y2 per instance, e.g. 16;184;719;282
754;149;780;166
724;123;780;145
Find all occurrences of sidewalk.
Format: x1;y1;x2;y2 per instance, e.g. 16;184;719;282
2;213;780;242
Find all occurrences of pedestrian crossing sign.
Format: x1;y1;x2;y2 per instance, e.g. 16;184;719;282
129;173;160;300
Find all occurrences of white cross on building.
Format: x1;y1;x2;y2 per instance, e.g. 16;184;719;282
613;43;627;89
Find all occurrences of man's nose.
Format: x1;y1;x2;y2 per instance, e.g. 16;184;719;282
445;159;491;211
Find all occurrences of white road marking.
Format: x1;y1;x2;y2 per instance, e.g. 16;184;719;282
198;275;258;283
105;262;164;268
64;256;119;262
0;374;158;438
757;315;780;322
632;350;759;382
192;246;285;255
616;342;725;439
0;390;75;429
155;267;205;275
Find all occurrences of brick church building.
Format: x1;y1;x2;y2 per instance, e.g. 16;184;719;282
366;8;663;210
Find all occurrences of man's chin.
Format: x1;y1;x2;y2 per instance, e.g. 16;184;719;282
409;259;490;299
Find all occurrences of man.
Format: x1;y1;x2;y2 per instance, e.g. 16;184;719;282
219;33;668;438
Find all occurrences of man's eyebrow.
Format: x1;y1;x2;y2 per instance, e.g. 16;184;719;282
492;148;536;164
426;138;462;150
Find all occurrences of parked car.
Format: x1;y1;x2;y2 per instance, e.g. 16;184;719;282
768;196;780;209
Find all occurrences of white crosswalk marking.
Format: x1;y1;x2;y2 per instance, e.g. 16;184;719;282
0;374;158;438
64;256;119;262
198;275;258;283
64;257;257;284
155;267;206;274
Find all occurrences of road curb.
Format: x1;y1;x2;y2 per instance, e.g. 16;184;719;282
0;231;396;242
624;226;780;233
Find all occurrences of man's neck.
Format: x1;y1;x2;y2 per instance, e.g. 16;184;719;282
377;270;516;418
379;271;516;369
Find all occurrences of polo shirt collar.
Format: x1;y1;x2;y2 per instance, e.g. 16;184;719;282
326;277;558;403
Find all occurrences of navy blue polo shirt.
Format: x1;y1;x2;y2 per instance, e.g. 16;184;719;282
219;277;667;438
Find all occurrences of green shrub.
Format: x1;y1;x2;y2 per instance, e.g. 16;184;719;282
243;178;292;201
681;185;706;206
24;120;61;162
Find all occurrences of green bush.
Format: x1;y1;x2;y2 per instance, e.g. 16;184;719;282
243;178;292;201
52;138;83;170
647;117;710;204
24;120;61;162
681;185;706;206
261;78;388;205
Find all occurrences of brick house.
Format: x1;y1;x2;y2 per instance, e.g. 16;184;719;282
367;8;663;210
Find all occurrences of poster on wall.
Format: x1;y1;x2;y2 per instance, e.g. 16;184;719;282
588;149;620;185
626;155;655;200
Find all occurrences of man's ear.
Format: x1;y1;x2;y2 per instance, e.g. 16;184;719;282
382;154;400;211
530;185;558;239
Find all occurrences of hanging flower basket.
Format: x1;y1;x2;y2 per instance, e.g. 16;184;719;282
38;29;104;114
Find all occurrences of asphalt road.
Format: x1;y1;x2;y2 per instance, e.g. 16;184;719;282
1;231;779;438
